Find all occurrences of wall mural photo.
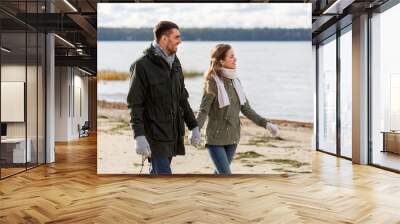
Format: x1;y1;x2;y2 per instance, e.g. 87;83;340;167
97;3;313;175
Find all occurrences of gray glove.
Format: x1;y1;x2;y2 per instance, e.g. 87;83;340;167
266;122;279;137
135;136;151;158
189;126;201;146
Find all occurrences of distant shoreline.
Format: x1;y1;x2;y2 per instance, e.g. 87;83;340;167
98;40;311;42
98;27;311;42
97;100;313;128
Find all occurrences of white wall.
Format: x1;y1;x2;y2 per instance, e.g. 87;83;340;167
55;66;69;141
54;66;89;141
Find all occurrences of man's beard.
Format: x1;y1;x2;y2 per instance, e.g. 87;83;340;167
167;45;177;55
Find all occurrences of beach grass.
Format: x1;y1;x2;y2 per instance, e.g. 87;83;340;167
263;159;309;168
106;117;131;134
183;70;203;78
98;70;130;81
243;135;284;146
235;151;264;159
238;156;309;169
98;115;109;119
98;69;203;81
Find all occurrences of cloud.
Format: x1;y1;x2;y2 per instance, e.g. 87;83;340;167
98;3;311;29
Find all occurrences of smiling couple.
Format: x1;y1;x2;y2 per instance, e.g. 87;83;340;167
127;21;278;175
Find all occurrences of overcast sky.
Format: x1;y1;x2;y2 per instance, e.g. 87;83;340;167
98;3;311;29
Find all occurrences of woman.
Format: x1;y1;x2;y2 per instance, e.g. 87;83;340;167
191;44;278;175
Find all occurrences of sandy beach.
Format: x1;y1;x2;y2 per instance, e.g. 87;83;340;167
97;100;313;174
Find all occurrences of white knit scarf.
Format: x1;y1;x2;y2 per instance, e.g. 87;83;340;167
212;68;246;108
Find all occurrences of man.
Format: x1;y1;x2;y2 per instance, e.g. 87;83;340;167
127;21;200;174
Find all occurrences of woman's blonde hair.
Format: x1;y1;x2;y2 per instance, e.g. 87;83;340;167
204;44;232;94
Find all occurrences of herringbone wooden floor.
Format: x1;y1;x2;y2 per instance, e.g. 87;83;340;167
1;134;400;224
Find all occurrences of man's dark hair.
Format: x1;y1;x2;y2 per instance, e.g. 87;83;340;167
153;21;179;42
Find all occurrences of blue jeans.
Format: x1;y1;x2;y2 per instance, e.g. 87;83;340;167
207;144;238;175
149;156;172;174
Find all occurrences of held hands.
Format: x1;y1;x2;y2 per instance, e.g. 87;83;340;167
135;135;151;158
189;126;201;146
266;122;279;137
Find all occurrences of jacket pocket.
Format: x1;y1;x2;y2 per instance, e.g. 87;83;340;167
148;114;174;142
224;108;235;126
150;121;174;142
178;107;185;135
211;118;223;137
149;78;170;99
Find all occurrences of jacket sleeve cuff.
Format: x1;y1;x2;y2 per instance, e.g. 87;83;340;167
132;124;145;138
187;121;198;131
261;119;269;129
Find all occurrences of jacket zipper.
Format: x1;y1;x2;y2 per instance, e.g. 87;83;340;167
170;64;177;147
